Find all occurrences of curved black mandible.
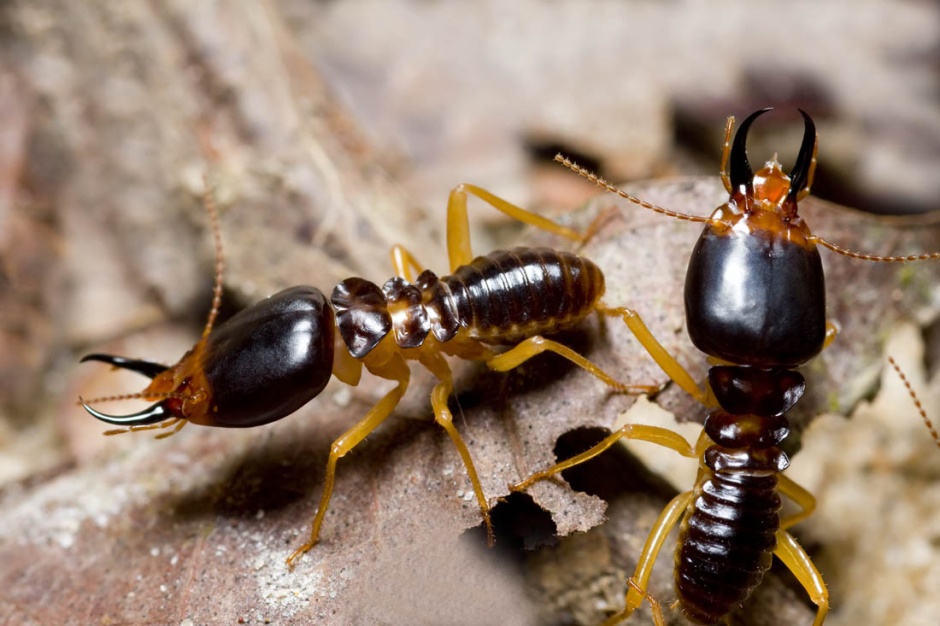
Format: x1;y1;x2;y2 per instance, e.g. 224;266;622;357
79;353;172;425
787;109;816;201
729;107;773;192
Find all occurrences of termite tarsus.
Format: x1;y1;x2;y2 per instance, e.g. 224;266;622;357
79;180;660;568
511;108;940;625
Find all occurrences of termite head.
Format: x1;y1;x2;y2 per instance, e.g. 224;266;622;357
686;108;827;368
80;286;336;432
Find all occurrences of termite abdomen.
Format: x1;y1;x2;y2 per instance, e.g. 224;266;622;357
676;457;784;624
444;247;605;342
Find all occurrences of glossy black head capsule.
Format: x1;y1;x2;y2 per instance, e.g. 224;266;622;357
684;109;826;368
82;286;336;428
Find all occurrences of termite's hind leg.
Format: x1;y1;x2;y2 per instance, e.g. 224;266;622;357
445;183;582;271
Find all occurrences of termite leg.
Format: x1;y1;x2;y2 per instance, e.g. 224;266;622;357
778;474;817;531
154;419;188;439
510;424;696;492
101;417;187;438
445;183;582;271
597;304;713;406
574;205;620;253
421;351;494;545
331;339;364;387
287;354;411;569
485;335;662;396
602;492;695;626
390;244;427;282
774;530;829;626
520;430;707;624
823;321;839;350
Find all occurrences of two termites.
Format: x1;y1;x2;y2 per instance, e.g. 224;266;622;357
81;108;939;624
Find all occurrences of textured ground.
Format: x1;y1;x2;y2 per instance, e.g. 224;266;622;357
1;2;939;625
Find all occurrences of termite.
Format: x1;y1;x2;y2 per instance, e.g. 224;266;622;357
511;108;940;624
79;178;661;568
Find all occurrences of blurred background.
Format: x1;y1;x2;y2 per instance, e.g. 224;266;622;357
1;1;938;624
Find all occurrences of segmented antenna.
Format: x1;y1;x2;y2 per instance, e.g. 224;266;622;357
557;154;940;265
201;175;225;339
554;154;712;224
888;356;940;449
79;390;185;405
76;177;224;439
813;238;940;263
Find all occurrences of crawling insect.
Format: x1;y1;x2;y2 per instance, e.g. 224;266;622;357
79;180;662;568
511;108;940;625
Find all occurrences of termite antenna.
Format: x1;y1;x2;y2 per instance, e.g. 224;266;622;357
811;237;940;263
201;174;225;339
77;389;188;410
887;356;940;449
79;388;192;439
554;154;712;225
556;151;940;264
77;391;154;406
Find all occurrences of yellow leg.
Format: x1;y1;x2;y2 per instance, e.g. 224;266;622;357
390;244;426;281
331;339;364;387
103;418;187;439
286;356;411;569
823;320;839;349
778;473;817;530
420;351;495;545
774;529;829;626
574;205;619;252
598;304;713;406
509;426;704;624
603;492;694;626
510;423;696;492
485;335;662;396
446;183;582;271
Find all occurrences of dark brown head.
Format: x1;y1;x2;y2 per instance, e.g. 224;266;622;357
684;109;826;367
81;286;336;429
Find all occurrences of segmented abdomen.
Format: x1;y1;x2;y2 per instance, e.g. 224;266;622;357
442;247;605;343
675;452;782;624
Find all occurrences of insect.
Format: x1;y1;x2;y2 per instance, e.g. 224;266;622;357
510;108;940;625
78;179;661;568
